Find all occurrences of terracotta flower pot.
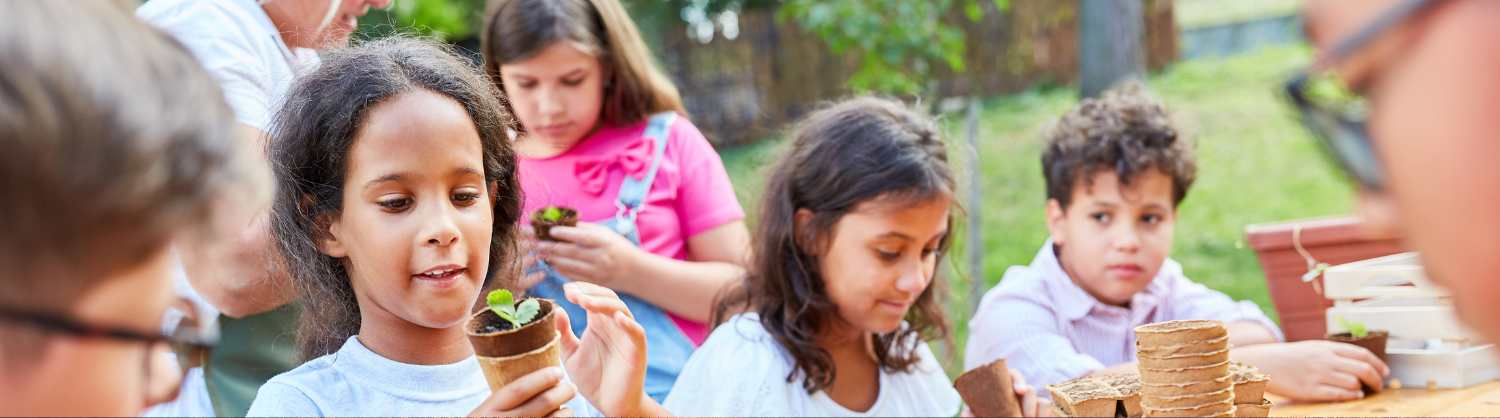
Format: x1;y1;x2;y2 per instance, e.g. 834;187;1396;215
465;298;560;392
954;359;1023;417
530;207;578;242
1327;330;1388;395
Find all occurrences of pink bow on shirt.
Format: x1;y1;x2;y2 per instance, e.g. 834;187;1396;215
574;138;654;195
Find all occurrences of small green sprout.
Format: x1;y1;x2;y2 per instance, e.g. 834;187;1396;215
486;289;540;329
1336;316;1368;339
541;207;563;222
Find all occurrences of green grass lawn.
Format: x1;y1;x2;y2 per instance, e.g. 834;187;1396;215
716;44;1358;378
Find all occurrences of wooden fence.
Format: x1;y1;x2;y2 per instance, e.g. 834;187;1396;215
654;0;1179;146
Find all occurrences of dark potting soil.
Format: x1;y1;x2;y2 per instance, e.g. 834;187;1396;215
475;319;516;334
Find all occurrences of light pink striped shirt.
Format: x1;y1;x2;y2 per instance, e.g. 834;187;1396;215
964;239;1282;398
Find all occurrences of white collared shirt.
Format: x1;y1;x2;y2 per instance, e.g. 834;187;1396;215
664;313;962;417
963;238;1283;398
137;0;320;131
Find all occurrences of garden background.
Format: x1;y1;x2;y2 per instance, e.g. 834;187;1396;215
359;0;1355;378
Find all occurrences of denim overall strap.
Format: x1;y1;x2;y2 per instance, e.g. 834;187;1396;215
527;112;692;403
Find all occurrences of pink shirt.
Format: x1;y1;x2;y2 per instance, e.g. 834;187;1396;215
963;238;1283;397
518;116;744;345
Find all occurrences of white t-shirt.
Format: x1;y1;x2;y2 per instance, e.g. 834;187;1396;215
136;0;319;131
246;336;595;417
663;313;962;417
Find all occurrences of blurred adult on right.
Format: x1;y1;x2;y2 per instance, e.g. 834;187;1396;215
134;0;389;415
1296;1;1500;342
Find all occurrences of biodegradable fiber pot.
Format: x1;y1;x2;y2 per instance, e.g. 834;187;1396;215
530;207;579;243
466;298;560;392
954;359;1023;417
1327;330;1389;395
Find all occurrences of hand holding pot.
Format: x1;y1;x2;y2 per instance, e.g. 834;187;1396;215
1231;340;1389;401
467;366;577;417
537;223;646;290
556;282;665;417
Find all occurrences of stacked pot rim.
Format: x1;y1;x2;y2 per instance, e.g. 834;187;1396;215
1135;320;1236;418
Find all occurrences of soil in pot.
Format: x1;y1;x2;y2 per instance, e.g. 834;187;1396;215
466;298;560;391
531;207;578;243
1327;330;1389;395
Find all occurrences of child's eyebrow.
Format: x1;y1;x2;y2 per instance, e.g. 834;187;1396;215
363;173;407;191
875;232;914;241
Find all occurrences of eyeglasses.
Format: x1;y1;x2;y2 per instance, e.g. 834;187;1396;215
0;307;215;400
1283;0;1440;191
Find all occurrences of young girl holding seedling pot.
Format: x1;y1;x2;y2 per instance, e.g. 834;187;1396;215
663;97;1049;416
481;0;752;401
247;38;666;417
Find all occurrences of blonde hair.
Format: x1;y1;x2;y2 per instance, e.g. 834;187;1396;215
481;0;686;129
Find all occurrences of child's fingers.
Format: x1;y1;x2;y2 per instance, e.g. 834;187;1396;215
547;225;606;247
614;311;647;358
503;381;578;418
1008;368;1030;396
1020;383;1038;417
565;283;633;320
473;367;564;413
545;406;574;418
554;307;580;357
521;224;537;241
1036;399;1054;417
1332;342;1391;376
547;257;596;281
1331;354;1384;391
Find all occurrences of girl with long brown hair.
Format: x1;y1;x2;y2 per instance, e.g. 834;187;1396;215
662;97;1048;416
249;37;665;417
482;0;751;402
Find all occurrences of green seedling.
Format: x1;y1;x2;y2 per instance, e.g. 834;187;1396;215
486;289;540;329
541;207;564;222
1336;316;1368;339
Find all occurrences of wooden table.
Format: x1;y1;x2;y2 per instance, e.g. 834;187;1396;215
1269;380;1500;416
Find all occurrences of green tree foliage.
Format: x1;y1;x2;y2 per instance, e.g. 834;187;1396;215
778;0;1007;95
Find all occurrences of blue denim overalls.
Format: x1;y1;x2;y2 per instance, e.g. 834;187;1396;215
526;112;694;402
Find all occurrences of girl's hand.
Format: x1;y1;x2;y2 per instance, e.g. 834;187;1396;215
468;366;577;417
538;223;646;291
555;282;651;417
1009;368;1051;417
517;225;545;290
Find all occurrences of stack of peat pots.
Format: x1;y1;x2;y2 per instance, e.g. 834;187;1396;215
1135;320;1236;417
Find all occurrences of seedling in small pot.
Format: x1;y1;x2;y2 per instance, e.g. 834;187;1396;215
1336;316;1368;339
541;207;564;222
486;289;540;330
530;206;578;242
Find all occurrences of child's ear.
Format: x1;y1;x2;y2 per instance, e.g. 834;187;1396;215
315;213;347;258
1045;198;1067;246
793;208;820;256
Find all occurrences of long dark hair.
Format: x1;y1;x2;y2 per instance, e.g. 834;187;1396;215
268;37;524;361
714;97;957;394
480;0;685;131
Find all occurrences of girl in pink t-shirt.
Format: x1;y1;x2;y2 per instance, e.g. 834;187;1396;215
481;0;750;402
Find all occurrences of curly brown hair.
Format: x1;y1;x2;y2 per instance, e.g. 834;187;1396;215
268;37;524;361
713;96;954;394
1042;83;1196;209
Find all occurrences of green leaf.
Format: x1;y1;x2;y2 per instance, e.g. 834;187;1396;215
1336;315;1368;338
542;207;563;222
487;289;513;309
487;289;520;328
514;299;541;325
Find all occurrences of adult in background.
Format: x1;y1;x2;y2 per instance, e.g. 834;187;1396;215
134;0;388;416
1296;1;1500;344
